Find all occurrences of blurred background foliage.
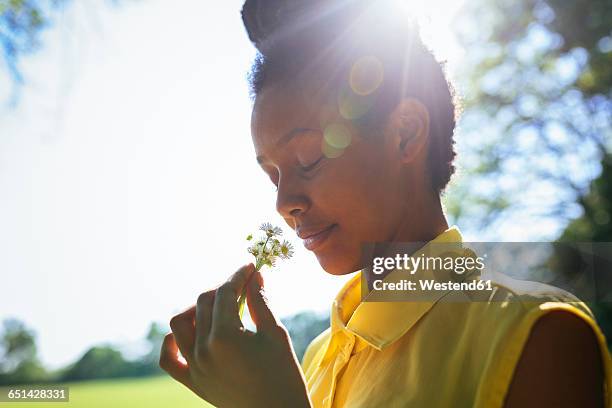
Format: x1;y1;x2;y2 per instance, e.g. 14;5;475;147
0;0;611;389
1;0;68;101
0;0;123;104
448;0;611;239
448;0;612;346
0;313;328;385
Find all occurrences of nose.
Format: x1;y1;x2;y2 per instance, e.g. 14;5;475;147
275;174;310;220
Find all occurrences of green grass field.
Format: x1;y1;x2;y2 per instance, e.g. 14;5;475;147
1;376;213;407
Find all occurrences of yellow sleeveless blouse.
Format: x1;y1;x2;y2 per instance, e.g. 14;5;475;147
301;226;612;407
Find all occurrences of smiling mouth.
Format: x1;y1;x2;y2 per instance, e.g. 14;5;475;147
301;224;337;251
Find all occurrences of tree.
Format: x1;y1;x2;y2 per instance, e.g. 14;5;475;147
144;321;165;365
447;0;611;239
0;0;126;104
445;0;612;349
59;322;167;381
0;318;48;385
0;318;37;373
0;0;68;101
556;153;612;347
130;321;166;376
0;359;48;385
559;153;612;242
61;345;129;381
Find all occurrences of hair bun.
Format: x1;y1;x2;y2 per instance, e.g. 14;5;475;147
241;0;301;54
241;0;276;50
241;0;373;56
241;0;417;60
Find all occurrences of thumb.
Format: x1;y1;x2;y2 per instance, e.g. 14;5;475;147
246;270;278;332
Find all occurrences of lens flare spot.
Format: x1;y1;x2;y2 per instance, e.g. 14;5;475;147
322;139;345;158
322;123;351;158
324;123;352;149
350;56;384;96
338;85;376;120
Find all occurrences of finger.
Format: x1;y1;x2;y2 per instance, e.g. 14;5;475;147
169;306;196;364
159;333;195;392
195;289;216;347
212;264;255;331
246;270;279;332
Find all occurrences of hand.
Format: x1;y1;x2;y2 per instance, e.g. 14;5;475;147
160;264;312;408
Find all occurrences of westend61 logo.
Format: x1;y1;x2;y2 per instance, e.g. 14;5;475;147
372;253;486;275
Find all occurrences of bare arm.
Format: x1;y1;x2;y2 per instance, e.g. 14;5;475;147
504;310;605;408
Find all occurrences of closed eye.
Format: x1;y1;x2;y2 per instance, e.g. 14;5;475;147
300;156;324;172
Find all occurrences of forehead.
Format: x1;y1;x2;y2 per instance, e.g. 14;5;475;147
251;82;338;151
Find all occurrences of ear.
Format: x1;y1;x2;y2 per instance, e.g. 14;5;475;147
386;98;430;164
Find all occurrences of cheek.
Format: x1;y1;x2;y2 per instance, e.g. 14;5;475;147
315;147;398;233
310;153;400;274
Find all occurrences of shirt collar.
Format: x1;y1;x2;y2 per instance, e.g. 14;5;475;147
329;225;466;351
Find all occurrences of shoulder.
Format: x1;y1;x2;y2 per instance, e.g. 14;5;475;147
504;309;606;407
466;278;611;408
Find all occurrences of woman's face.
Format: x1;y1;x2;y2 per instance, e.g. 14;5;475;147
251;83;420;275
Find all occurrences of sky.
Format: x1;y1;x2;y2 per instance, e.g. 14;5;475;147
0;0;468;369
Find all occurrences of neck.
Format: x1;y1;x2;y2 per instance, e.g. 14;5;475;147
363;192;449;290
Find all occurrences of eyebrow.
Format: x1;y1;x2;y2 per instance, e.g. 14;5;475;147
256;128;317;164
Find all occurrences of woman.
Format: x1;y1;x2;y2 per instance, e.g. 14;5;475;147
159;0;611;406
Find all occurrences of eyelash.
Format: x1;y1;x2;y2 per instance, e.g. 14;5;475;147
271;156;324;192
299;156;324;173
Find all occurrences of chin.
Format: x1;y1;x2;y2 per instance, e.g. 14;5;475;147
316;251;363;276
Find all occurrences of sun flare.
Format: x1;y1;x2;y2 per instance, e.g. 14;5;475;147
393;0;466;68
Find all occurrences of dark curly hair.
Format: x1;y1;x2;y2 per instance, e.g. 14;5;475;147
241;0;458;194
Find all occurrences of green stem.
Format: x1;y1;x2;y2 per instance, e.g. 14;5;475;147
238;291;247;320
238;259;264;320
238;234;272;320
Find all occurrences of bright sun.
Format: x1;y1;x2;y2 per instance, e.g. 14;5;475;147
394;0;466;69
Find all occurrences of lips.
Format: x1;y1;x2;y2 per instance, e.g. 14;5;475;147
297;224;337;251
